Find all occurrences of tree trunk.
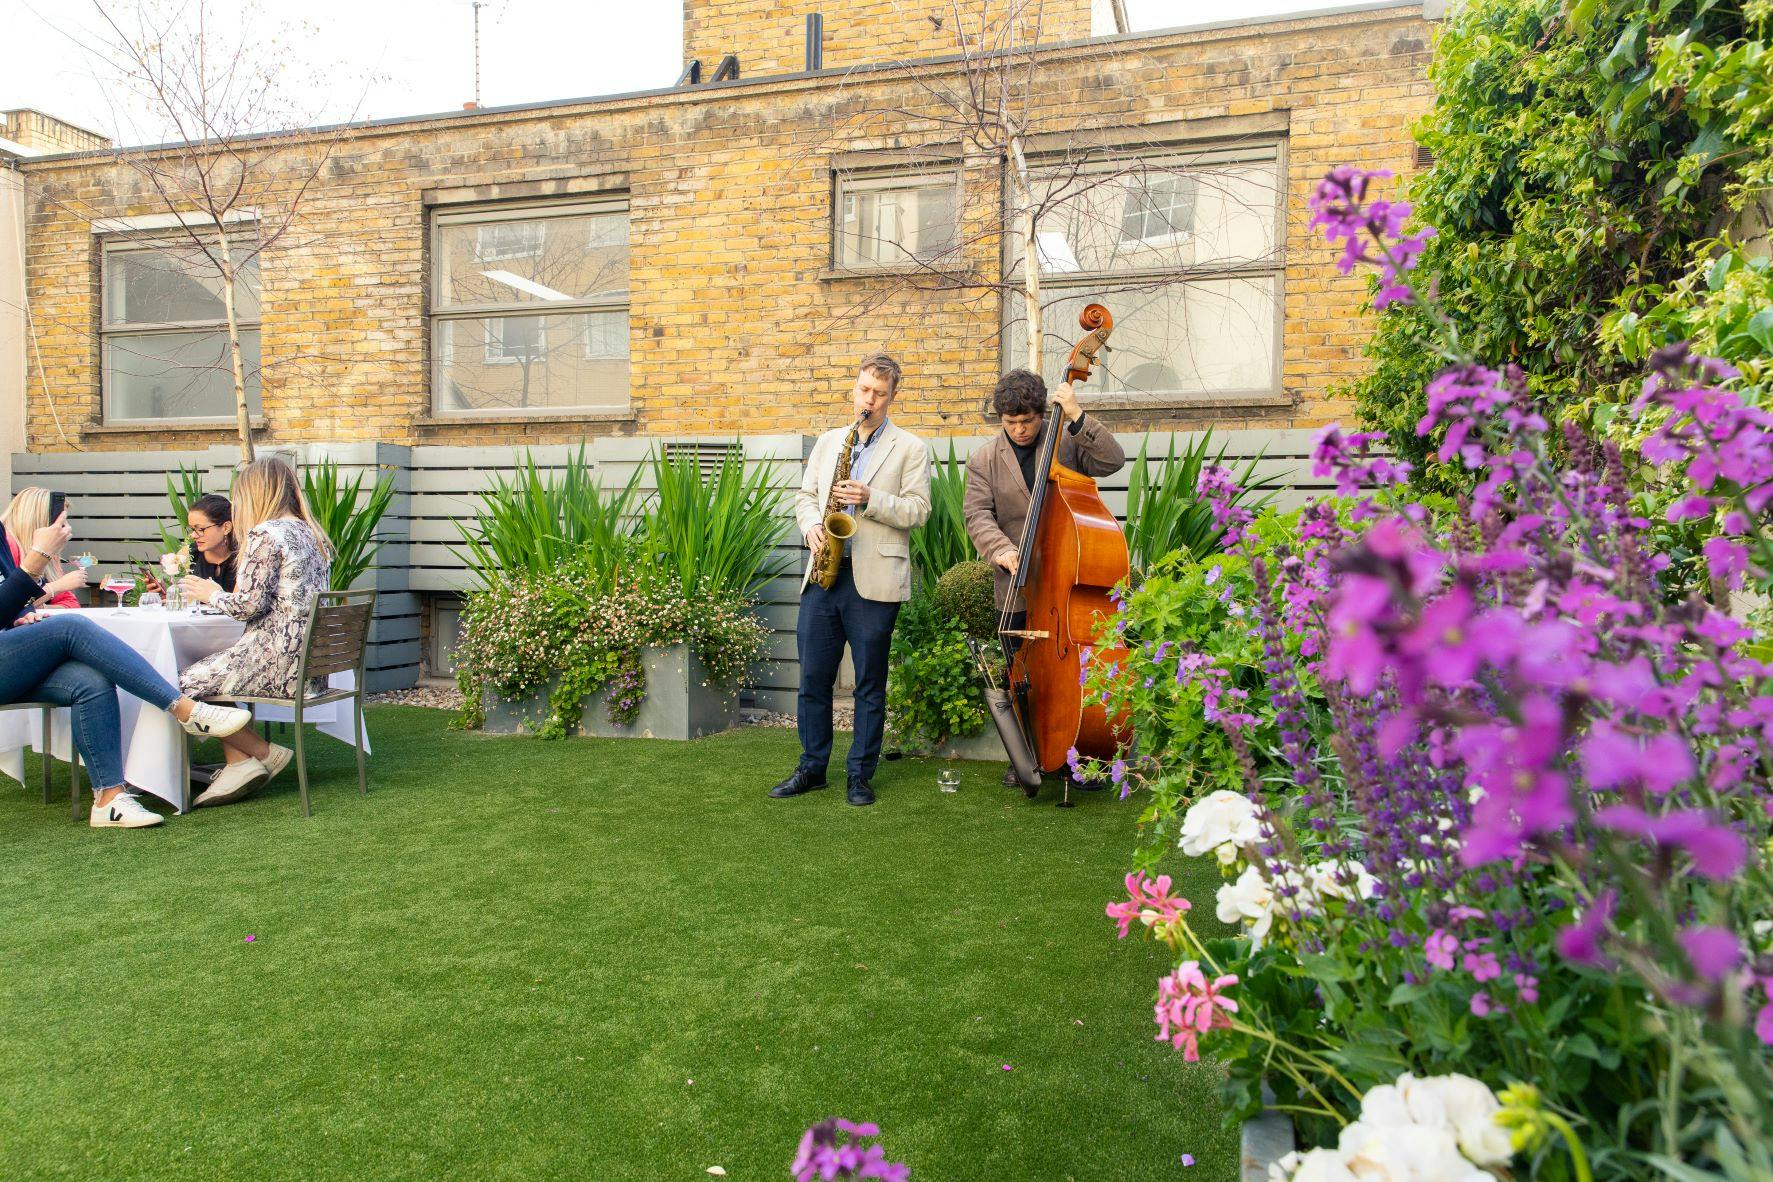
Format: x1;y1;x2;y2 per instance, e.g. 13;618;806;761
1007;132;1042;375
216;223;255;463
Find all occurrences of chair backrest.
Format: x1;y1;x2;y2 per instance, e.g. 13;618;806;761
297;589;378;684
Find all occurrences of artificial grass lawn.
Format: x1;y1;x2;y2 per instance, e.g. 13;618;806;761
0;707;1233;1181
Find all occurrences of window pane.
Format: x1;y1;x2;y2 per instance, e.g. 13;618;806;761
436;312;629;413
1021;160;1279;276
1006;278;1277;398
104;329;263;421
837;179;957;268
105;245;260;326
438;211;629;308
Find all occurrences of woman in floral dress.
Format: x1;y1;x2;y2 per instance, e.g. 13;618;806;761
178;457;333;808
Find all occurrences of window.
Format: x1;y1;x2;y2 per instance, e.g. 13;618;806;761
1007;146;1283;403
432;199;630;415
100;238;263;424
834;171;959;270
476;221;544;262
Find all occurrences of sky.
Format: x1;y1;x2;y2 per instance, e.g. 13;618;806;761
1;0;1364;145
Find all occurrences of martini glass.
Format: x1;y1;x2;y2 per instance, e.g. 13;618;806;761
100;573;135;610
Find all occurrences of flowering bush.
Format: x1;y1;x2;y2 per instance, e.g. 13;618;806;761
1095;165;1773;1180
453;545;766;738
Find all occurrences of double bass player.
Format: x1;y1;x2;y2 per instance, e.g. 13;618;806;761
962;368;1126;788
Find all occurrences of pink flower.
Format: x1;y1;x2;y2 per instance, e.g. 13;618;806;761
1680;926;1744;982
1154;962;1239;1061
1106;873;1191;938
1424;929;1458;971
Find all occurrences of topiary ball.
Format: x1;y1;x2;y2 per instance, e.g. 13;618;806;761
932;560;999;639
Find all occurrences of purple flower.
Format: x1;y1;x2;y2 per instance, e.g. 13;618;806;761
1679;926;1744;982
1555;892;1615;968
792;1119;909;1182
1424;929;1458;971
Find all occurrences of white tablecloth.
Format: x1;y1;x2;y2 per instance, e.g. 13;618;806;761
0;607;371;811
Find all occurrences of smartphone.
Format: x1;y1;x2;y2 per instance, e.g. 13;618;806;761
47;491;66;521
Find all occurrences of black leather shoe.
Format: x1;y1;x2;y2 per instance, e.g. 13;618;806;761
1001;767;1020;789
768;768;827;798
846;779;876;806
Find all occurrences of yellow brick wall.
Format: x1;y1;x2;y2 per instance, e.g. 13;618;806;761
685;0;1095;78
20;5;1436;453
2;110;109;153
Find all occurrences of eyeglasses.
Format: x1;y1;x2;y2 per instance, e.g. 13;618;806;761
190;523;223;536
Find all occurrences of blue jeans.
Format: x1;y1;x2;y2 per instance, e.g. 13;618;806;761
0;615;181;790
796;563;901;784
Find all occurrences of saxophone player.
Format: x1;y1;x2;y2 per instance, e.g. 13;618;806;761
770;353;931;806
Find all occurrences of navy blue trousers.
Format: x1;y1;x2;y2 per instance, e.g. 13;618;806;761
796;563;900;784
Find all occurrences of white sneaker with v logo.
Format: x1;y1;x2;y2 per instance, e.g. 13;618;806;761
90;791;165;829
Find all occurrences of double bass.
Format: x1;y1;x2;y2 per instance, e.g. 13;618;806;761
983;304;1132;804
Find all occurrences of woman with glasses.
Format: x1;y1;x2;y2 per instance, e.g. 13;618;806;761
186;494;238;593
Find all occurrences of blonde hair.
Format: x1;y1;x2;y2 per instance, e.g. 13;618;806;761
2;487;53;544
230;458;333;558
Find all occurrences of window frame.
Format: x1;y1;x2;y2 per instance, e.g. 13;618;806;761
429;196;632;418
830;166;963;274
98;232;264;426
1002;140;1288;408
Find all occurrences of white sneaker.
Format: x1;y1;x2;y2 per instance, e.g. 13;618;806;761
90;791;165;829
262;743;293;783
181;701;252;739
192;758;268;808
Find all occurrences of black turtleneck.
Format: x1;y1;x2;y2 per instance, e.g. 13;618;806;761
1008;413;1085;490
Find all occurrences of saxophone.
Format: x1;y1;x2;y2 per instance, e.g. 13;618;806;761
811;414;865;590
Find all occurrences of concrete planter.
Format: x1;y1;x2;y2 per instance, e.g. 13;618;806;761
481;644;739;741
929;726;1008;762
1240;1105;1295;1180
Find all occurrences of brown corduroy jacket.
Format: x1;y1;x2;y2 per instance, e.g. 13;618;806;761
962;415;1127;610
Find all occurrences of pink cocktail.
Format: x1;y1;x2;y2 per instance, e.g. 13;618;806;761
100;573;135;609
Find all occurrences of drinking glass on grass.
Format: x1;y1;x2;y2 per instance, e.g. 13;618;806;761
101;573;135;610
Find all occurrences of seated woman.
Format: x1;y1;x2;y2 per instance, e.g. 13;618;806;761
179;457;333;808
186;493;238;592
0;512;252;828
3;488;89;609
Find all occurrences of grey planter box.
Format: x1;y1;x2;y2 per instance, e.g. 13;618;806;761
481;644;739;741
1241;1094;1295;1181
929;727;1008;762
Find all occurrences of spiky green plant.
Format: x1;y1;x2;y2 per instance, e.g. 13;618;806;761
1123;434;1281;574
454;447;641;593
910;442;972;594
302;459;398;591
157;465;210;554
639;445;789;600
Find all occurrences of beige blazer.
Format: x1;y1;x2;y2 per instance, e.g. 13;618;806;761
963;416;1127;610
795;421;932;602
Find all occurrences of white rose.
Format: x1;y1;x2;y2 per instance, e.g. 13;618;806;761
159;552;181;577
1286;1148;1359;1182
1179;790;1264;857
1341;1121;1493;1182
1215;864;1278;949
1215;841;1240;868
1427;1075;1512;1168
1306;860;1378;903
1269;1151;1302;1182
1356;1083;1413;1129
1396;1072;1452;1129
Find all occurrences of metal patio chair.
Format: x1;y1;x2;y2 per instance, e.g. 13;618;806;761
0;702;82;819
188;589;376;816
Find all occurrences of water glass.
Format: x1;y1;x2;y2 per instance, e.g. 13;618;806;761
139;591;164;611
936;768;960;794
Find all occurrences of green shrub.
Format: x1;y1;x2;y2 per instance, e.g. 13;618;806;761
931;560;998;640
453;447;639;592
885;593;988;753
1124;433;1277;574
641;445;789;600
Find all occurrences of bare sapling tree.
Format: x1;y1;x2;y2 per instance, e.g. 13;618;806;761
798;0;1285;406
54;0;367;460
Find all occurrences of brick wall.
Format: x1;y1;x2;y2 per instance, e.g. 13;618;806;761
684;0;1095;78
19;3;1436;456
2;110;109;153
